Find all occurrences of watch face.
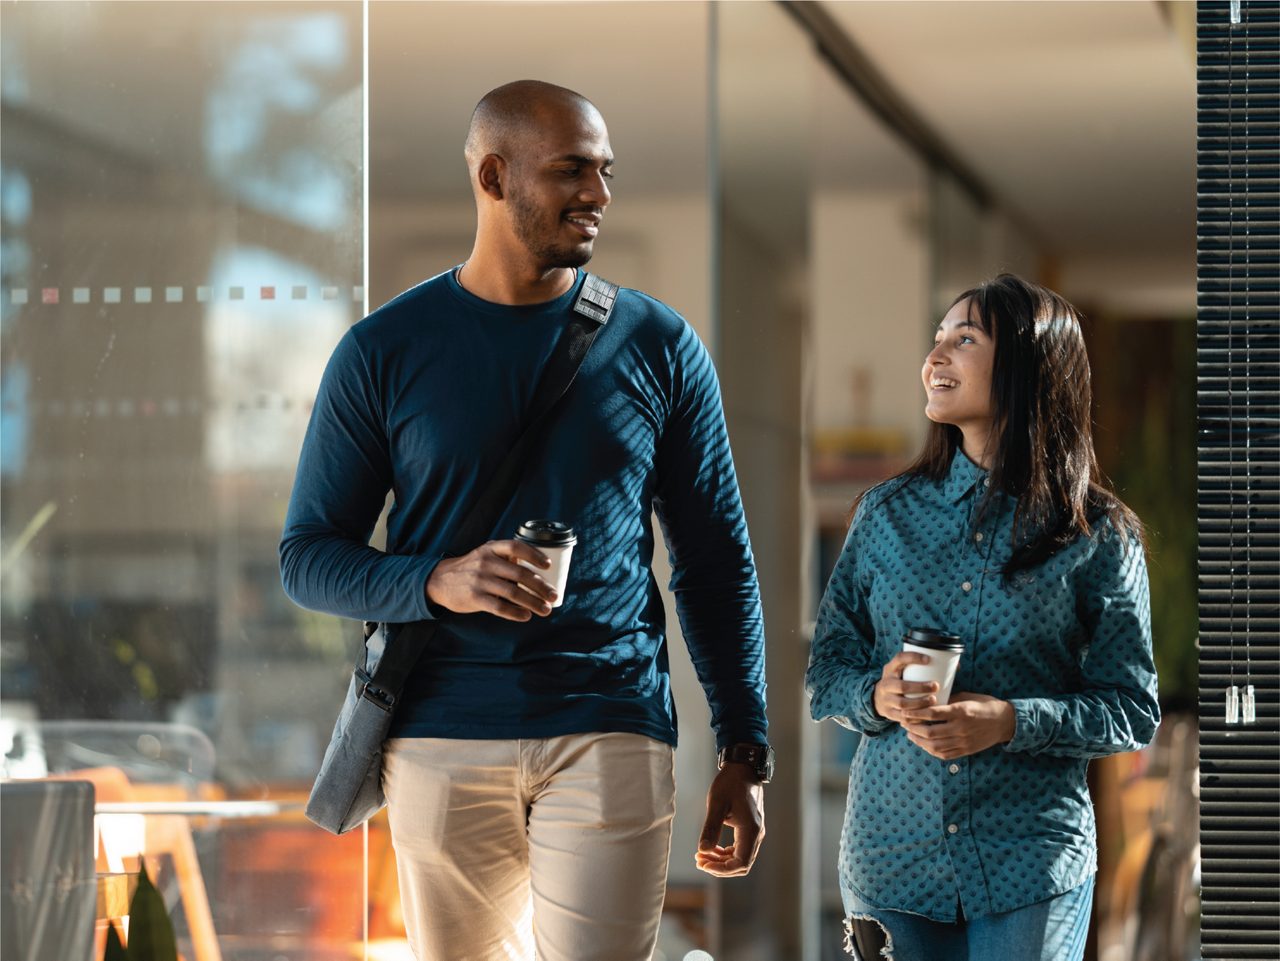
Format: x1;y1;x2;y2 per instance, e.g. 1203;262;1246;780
759;748;775;783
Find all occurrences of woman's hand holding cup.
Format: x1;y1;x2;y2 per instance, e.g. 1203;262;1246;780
873;651;939;723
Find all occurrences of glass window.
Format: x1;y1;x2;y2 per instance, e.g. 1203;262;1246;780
1;3;367;956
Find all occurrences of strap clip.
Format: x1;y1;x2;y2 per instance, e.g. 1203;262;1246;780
572;273;619;326
355;669;395;712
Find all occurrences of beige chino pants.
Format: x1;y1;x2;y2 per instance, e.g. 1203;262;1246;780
382;732;676;961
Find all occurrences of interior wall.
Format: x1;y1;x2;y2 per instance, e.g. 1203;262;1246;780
810;188;930;447
370;196;711;341
1061;252;1197;318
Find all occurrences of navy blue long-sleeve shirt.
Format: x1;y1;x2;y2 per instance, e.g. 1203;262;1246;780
281;268;767;749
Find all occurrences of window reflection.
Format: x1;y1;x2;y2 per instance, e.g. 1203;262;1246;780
1;3;365;957
205;12;356;232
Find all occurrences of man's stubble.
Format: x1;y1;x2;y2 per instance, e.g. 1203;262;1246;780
507;182;594;271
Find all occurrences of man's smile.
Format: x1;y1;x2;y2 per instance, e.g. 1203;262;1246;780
564;209;602;238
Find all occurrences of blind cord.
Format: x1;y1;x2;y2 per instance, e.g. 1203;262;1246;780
1225;4;1240;724
1241;11;1255;724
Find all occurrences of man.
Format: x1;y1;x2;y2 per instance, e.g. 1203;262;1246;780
280;80;770;961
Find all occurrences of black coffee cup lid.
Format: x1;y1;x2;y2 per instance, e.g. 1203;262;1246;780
905;627;964;652
517;520;577;546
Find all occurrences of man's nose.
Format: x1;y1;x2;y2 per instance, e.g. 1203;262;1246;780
580;172;610;206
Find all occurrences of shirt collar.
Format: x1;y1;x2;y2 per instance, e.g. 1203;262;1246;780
944;449;990;503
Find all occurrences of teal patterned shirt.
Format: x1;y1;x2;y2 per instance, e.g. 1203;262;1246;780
806;451;1160;921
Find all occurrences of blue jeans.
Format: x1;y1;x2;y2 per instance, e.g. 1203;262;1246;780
843;876;1094;961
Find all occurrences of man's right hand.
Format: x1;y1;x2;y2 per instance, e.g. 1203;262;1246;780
872;650;938;723
425;540;558;621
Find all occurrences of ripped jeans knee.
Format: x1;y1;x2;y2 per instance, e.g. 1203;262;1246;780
843;913;894;960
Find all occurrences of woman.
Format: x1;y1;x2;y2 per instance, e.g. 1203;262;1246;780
806;274;1160;960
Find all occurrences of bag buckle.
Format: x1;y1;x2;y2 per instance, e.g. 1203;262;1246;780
355;670;394;712
572;274;618;326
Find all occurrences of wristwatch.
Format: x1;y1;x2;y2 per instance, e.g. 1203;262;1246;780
717;743;775;784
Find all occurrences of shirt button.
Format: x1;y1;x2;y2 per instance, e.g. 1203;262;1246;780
974;532;984;542
947;823;959;835
948;763;960;774
961;581;973;592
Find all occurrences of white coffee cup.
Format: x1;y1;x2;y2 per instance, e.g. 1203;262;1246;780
901;627;964;704
515;520;577;608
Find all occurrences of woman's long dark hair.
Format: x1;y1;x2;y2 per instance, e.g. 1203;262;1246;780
857;273;1142;576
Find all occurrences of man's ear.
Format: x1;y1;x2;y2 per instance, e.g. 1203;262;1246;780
477;154;505;201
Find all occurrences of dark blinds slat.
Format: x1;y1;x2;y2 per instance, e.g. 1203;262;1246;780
1198;3;1280;959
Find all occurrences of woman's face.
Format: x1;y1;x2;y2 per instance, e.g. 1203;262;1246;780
922;298;996;443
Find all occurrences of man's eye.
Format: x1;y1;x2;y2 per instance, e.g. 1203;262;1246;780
602;169;615;180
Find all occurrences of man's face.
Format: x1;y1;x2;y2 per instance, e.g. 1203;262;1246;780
504;106;613;270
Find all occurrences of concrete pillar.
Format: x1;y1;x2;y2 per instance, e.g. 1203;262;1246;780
709;4;817;959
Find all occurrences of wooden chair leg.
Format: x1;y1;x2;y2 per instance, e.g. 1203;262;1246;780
146;816;223;961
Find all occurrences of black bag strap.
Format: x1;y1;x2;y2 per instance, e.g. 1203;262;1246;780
358;272;619;709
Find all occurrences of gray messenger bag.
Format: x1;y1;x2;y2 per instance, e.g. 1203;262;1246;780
305;274;618;834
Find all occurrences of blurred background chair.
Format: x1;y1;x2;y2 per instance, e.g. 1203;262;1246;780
0;779;97;961
1122;716;1202;961
1;719;223;961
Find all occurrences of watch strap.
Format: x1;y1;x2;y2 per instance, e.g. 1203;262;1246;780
718;742;774;783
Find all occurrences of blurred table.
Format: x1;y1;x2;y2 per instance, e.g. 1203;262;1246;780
96;800;301;817
93;799;304;961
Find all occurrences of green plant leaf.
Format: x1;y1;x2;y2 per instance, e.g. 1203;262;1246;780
126;859;179;961
104;921;129;961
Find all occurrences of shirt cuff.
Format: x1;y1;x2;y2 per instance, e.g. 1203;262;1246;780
714;719;770;753
1003;697;1060;754
852;673;895;737
417;556;445;621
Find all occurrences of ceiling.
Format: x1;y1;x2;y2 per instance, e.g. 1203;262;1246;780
3;1;1196;310
368;0;1196;305
821;1;1196;286
368;1;712;199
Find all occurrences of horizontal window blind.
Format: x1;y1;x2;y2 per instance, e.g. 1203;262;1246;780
1197;2;1280;959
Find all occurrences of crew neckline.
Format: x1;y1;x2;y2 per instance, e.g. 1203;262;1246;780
445;265;586;317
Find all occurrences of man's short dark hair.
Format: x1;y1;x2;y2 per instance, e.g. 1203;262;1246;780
464;80;598;167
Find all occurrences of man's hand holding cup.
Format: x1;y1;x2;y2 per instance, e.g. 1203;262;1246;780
425;520;577;622
425;540;559;621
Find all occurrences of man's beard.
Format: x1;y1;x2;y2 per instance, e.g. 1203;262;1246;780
509;188;594;270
